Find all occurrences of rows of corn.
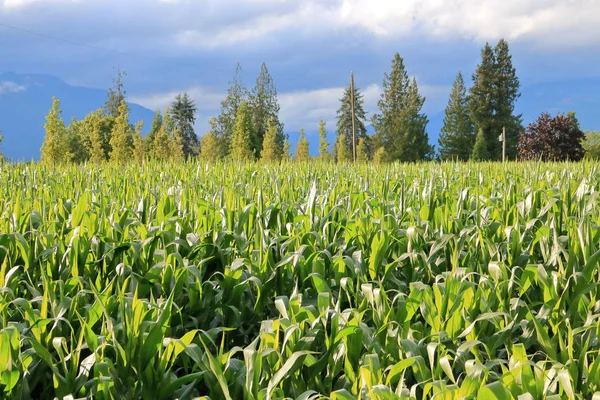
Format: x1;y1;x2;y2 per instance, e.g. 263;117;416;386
1;161;600;399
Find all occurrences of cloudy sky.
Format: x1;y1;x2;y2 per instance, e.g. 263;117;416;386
1;0;600;137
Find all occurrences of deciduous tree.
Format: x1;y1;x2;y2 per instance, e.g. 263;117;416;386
518;112;584;161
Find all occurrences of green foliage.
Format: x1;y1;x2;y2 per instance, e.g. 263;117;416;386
583;131;600;159
230;101;255;162
335;133;351;163
260;118;283;163
295;128;310;162
282;137;291;162
469;40;522;160
2;161;600;398
170;93;198;158
40;97;70;165
318;120;330;161
66;118;89;163
109;100;133;164
83;110;110;164
439;72;475;160
132;121;146;164
147;110;163;151
0;131;3;160
201;119;224;162
372;53;433;161
372;146;388;164
356;137;369;162
471;128;490;160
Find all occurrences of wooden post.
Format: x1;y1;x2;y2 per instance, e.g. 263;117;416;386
502;127;506;162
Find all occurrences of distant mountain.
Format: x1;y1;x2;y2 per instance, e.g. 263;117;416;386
0;72;155;161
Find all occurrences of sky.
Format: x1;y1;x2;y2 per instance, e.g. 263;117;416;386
1;0;600;139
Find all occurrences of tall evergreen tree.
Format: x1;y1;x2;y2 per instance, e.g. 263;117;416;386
41;97;70;165
493;39;522;159
170;93;198;158
336;75;368;158
295;129;310;162
438;72;475;160
469;40;522;160
147;110;163;151
104;68;127;118
109;100;133;164
250;63;284;157
132;121;146;164
230;101;255;161
372;53;432;161
261;118;283;163
318;120;330;161
216;64;248;155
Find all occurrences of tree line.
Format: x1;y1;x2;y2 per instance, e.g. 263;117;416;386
32;39;597;165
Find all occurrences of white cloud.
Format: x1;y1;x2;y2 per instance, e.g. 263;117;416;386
279;83;381;132
0;81;26;94
1;0;76;9
336;0;600;46
3;0;598;49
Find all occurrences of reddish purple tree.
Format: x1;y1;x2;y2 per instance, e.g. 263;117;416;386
518;112;585;161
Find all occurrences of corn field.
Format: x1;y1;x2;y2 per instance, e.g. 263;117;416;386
2;161;600;399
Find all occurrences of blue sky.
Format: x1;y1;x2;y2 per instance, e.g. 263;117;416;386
1;0;600;139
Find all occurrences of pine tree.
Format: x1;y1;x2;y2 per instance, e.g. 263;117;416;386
216;64;248;155
372;53;432;162
336;133;351;163
250;63;284;157
493;39;522;159
201;118;223;162
357;137;369;162
260;118;283;163
471;129;490;161
132;121;146;164
104;68;127;118
469;40;522;160
147;110;163;151
109;100;133;164
438;72;475;161
295;129;310;162
337;75;369;157
318;120;330;161
373;146;388;164
41;97;70;165
230;101;255;162
170;93;198;158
